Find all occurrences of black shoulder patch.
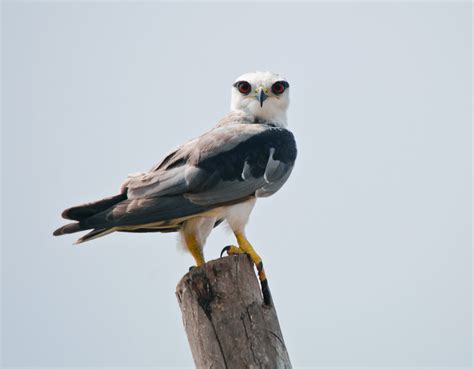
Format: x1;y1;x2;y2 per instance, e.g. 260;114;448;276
196;128;297;182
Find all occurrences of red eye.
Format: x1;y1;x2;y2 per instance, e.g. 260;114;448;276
271;81;287;95
235;81;251;95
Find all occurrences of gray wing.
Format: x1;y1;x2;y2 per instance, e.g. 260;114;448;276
79;195;209;230
122;123;297;207
123;123;267;198
186;146;295;206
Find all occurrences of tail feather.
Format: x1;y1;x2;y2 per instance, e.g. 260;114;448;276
75;228;116;244
53;222;82;236
54;193;211;243
62;193;127;221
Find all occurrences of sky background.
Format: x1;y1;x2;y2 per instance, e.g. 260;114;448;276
1;1;472;368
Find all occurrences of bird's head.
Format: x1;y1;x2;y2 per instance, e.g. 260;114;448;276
230;71;290;127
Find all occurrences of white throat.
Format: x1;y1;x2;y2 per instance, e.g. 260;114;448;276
231;106;288;128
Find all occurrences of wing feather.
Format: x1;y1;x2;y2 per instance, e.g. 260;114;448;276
113;121;296;225
80;195;208;230
122;123;269;199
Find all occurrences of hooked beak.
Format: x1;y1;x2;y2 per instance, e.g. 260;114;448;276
255;88;268;107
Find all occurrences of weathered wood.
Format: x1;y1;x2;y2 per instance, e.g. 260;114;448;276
176;255;292;369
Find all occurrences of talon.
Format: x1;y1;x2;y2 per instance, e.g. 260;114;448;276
261;278;273;306
188;266;196;272
220;245;231;258
220;245;244;257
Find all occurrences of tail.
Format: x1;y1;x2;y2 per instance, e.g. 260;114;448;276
53;193;127;243
53;222;82;236
61;193;127;221
53;225;115;244
54;193;210;244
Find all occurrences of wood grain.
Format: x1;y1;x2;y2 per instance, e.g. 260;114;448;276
176;255;292;369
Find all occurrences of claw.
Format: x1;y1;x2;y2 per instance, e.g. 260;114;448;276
220;245;245;258
256;261;272;305
220;245;231;258
188;266;196;272
261;278;273;306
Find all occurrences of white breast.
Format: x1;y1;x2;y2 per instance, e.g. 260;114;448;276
222;197;257;233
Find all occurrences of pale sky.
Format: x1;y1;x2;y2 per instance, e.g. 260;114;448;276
2;2;471;368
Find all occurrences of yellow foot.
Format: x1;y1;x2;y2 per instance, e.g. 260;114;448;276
220;245;245;257
234;232;273;306
221;242;272;306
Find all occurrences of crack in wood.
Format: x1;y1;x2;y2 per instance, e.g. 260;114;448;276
267;329;285;347
241;310;258;366
210;316;229;369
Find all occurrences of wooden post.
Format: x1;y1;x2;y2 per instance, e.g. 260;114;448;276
176;254;292;369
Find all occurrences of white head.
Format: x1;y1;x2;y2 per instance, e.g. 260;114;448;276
230;71;290;127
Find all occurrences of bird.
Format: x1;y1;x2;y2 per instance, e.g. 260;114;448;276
54;71;297;305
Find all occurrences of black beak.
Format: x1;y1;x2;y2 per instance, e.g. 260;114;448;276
256;89;268;107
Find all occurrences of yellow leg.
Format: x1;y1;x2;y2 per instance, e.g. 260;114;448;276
235;232;264;277
234;232;272;305
184;233;205;267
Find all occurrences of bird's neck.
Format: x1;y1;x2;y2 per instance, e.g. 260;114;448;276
233;108;288;128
